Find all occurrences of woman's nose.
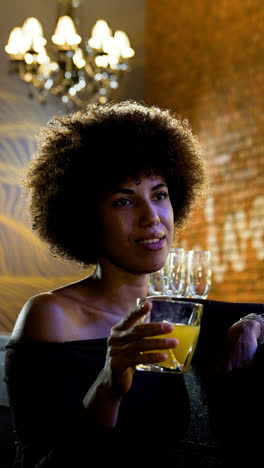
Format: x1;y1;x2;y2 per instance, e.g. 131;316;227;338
139;201;160;227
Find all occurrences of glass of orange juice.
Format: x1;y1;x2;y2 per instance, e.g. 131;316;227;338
136;296;203;373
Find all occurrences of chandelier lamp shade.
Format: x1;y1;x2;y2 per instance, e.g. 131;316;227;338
4;6;135;108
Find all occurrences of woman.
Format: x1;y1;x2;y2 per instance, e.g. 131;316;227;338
4;100;262;467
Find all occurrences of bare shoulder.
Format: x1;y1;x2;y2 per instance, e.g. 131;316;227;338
11;292;69;342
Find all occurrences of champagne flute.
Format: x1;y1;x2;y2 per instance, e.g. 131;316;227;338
188;250;212;299
168;248;185;297
160;257;172;295
160;248;185;296
182;251;190;298
148;270;163;295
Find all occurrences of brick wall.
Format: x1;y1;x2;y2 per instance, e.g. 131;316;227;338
146;0;264;302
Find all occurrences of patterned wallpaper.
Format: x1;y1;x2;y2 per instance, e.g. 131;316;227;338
0;88;87;332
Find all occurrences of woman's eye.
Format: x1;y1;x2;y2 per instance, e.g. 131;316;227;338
154;192;168;201
113;198;132;207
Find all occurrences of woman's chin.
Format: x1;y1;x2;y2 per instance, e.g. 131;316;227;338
141;261;166;275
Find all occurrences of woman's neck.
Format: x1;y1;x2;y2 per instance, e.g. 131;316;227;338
89;260;149;317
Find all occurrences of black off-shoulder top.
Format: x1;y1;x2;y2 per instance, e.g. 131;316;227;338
4;338;190;467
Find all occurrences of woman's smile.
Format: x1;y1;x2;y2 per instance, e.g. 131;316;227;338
136;234;166;250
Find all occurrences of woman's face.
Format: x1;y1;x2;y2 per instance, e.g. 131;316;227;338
96;174;174;274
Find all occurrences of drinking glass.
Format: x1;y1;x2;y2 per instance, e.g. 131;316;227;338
136;296;203;373
148;270;163;296
182;251;191;297
188;250;212;299
160;258;172;295
160;248;185;296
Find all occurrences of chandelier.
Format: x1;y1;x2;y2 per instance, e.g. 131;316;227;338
4;1;135;108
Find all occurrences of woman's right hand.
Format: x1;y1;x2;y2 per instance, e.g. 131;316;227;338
83;300;177;427
103;300;178;399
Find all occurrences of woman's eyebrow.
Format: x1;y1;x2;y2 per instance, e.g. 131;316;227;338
111;188;135;195
111;183;167;195
152;183;167;191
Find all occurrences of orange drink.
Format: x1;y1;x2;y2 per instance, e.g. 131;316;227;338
136;297;203;373
152;322;200;372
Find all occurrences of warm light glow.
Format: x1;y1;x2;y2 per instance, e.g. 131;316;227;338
102;36;120;57
91;20;112;39
114;31;130;49
22;18;47;54
22;17;45;41
50;62;59;71
24;72;33;82
95;55;109;68
36;50;50;65
114;30;135;58
5;27;30;56
38;62;59;77
5;18;48;57
24;53;34;65
120;47;135;59
87;37;102;50
52;16;81;47
108;55;119;66
73;48;86;68
31;37;47;53
88;20;112;50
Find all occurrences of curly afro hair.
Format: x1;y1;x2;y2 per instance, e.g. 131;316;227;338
22;100;208;267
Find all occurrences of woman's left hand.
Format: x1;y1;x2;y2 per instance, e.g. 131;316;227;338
216;319;261;373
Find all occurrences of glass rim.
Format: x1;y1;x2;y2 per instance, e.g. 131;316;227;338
143;295;203;309
188;250;211;255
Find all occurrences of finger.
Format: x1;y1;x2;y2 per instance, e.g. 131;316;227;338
113;301;152;331
110;337;178;355
137;337;178;351
109;321;175;346
136;351;169;366
134;320;175;337
112;351;169;371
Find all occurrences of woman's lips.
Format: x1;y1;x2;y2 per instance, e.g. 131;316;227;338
137;236;166;251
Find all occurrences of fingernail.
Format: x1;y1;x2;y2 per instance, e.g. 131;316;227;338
161;322;174;332
136;298;146;308
166;338;178;347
